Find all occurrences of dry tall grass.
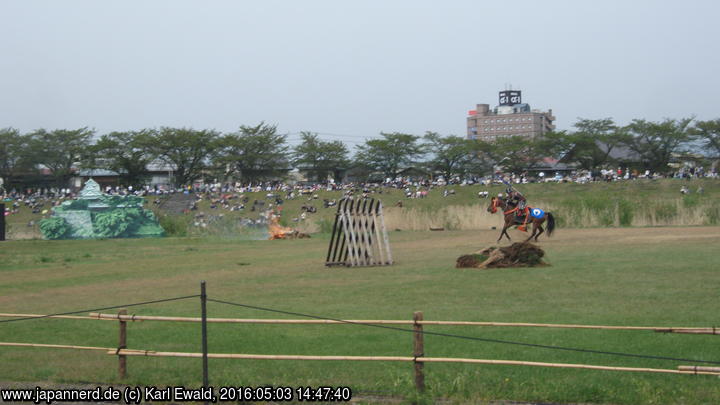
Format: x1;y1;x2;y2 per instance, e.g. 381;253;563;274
383;205;498;231
380;198;720;231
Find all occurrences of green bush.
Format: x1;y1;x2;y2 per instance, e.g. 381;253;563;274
682;193;701;208
317;217;336;234
706;206;720;225
158;215;190;237
39;217;71;240
617;199;634;226
654;202;677;221
93;211;133;238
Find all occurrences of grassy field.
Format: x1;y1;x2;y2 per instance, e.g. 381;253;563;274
1;226;719;404
4;178;720;239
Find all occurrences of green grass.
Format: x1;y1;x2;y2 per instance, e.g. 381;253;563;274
1;227;719;404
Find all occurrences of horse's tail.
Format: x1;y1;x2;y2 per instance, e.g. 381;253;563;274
546;212;556;237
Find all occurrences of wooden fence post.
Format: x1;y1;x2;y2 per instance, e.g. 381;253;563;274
413;311;425;393
201;280;209;403
118;309;127;379
0;203;5;241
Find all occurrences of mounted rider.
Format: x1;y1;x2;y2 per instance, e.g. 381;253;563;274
505;185;527;219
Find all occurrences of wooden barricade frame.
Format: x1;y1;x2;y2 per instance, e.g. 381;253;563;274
325;197;392;267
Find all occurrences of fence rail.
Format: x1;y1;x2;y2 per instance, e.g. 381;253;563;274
2;312;715;334
109;349;720;376
29;312;715;333
1;341;719;377
1;282;718;401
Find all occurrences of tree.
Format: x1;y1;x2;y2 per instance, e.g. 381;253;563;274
533;130;573;162
90;129;158;187
293;132;350;183
215;122;290;184
490;135;548;174
690;119;720;158
423;132;490;179
624;118;694;172
481;131;567;173
0;128;32;188
354;132;424;180
27;127;95;187
561;118;629;170
150;127;220;186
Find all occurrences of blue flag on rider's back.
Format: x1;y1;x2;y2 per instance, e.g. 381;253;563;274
530;208;544;219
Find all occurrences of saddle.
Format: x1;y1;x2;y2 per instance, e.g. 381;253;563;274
516;207;529;220
505;206;532;232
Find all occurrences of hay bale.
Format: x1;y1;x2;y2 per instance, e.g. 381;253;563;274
456;253;488;267
456;242;547;269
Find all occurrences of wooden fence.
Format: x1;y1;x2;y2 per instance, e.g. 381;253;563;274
325;197;392;267
1;309;719;394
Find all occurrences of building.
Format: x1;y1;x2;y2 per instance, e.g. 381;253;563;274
467;90;555;141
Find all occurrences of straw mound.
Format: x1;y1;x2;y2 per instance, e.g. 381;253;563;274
283;230;311;239
456;242;547;269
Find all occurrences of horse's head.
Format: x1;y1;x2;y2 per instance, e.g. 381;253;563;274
487;197;499;213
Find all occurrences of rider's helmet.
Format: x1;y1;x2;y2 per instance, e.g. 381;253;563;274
505;187;513;195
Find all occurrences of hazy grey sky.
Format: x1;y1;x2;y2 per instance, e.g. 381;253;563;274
1;0;719;146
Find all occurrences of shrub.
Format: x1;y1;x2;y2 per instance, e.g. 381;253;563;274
158;214;189;237
39;217;71;240
617;199;634;227
317;217;335;234
706;206;720;225
93;211;133;238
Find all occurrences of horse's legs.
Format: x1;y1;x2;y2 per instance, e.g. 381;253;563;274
497;226;506;242
498;222;512;243
524;224;538;243
530;218;546;242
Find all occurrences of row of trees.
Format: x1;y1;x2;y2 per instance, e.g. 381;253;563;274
1;118;719;188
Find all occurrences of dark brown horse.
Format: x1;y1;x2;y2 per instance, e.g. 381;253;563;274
487;196;555;243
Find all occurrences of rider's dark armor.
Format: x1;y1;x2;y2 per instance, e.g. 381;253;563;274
508;191;526;220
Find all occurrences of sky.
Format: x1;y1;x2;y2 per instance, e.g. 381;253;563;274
1;0;719;147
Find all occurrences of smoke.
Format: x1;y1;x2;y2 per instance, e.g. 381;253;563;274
190;216;270;240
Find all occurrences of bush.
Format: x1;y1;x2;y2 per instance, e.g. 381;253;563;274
93;211;133;238
158;214;190;237
617;199;634;226
317;217;336;234
39;217;71;240
706;206;720;225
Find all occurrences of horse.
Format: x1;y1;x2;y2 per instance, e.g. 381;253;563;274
487;196;555;243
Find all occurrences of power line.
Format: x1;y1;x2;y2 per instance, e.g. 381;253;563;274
0;295;200;324
207;298;720;366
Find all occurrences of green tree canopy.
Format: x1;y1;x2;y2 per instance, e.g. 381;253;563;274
90;129;159;187
423;132;491;179
560;118;629;170
624;118;694;171
490;135;549;174
27;127;95;187
481;131;567;173
150;127;220;186
293;132;350;183
0;127;33;188
215;122;290;184
354;132;424;180
690;119;720;158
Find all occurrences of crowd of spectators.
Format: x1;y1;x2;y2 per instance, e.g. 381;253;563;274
2;164;717;229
